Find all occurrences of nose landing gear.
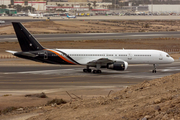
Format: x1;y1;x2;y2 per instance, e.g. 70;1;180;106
152;64;157;73
83;69;92;73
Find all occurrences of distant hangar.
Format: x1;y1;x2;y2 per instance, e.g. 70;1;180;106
148;4;180;13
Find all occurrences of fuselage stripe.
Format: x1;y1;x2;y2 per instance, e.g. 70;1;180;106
46;49;76;65
56;50;80;65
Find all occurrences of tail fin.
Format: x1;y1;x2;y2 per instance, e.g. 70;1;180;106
12;22;44;52
28;10;31;14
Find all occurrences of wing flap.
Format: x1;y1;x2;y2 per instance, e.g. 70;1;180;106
87;58;114;66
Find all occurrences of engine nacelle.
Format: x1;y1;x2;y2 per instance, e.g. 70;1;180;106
107;61;128;71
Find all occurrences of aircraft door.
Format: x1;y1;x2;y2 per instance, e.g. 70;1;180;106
44;51;48;59
128;53;132;60
159;54;163;60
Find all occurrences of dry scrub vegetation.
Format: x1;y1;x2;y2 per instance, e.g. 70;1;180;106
1;38;180;51
1;20;180;35
1;73;180;120
21;73;180;120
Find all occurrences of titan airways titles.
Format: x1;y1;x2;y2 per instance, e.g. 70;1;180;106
6;22;174;73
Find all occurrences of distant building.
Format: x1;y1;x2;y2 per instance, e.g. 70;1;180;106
122;6;148;12
47;2;111;9
68;0;87;2
14;0;46;11
0;0;11;6
148;4;180;13
46;5;89;11
0;8;17;15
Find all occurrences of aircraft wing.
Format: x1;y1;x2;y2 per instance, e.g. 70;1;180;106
86;58;128;71
86;58;125;67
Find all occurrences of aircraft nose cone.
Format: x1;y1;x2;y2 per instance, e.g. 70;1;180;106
171;57;174;63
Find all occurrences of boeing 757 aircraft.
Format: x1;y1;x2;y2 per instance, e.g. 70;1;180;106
6;22;174;73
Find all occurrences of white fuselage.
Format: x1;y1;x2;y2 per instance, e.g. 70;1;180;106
28;12;43;18
67;15;76;18
54;49;174;65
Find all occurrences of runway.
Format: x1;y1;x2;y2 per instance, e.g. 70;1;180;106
1;31;180;42
0;61;180;90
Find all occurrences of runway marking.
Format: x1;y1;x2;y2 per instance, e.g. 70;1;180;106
79;33;120;35
162;69;180;72
0;81;138;84
3;69;75;74
130;34;165;37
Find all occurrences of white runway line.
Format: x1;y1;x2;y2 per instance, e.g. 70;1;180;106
130;34;165;37
3;69;75;75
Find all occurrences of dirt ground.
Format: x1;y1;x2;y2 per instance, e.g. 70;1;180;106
1;73;180;120
26;72;180;120
1;20;180;35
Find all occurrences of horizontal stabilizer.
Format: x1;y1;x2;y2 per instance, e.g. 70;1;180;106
6;50;18;54
20;52;36;57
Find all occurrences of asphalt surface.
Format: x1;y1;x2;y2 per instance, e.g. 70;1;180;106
0;61;180;90
1;31;180;42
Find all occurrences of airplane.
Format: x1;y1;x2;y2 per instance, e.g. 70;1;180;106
28;10;43;18
6;22;174;74
66;14;76;19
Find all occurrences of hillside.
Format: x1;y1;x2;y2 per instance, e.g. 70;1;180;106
27;73;180;120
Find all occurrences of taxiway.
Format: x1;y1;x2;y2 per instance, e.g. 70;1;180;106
1;31;180;42
0;61;180;90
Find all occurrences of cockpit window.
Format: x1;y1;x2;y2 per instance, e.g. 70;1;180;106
166;55;170;57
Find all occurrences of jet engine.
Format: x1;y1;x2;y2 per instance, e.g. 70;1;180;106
107;61;128;71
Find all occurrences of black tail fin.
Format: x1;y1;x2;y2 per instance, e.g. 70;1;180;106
12;22;44;52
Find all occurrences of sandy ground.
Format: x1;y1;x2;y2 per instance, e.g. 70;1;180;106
1;20;180;35
1;73;180;120
27;72;180;120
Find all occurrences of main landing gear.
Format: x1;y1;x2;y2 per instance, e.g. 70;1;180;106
83;69;102;73
152;64;157;73
83;69;91;73
83;66;102;74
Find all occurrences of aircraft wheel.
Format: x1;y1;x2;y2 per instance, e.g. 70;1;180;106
97;70;101;73
83;69;87;73
93;70;101;74
87;69;92;73
152;70;156;73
